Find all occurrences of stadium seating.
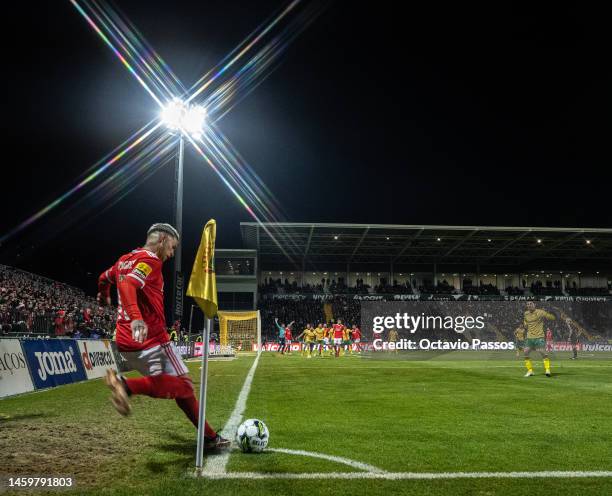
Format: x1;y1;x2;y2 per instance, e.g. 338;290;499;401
0;265;115;337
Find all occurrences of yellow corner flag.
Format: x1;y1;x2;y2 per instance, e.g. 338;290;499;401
186;219;218;318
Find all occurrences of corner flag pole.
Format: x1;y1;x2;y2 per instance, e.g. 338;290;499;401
185;219;218;475
195;317;211;473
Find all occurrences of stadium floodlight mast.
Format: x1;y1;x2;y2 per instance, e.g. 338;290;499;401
160;98;208;323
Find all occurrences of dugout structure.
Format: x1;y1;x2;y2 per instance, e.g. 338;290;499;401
218;310;261;352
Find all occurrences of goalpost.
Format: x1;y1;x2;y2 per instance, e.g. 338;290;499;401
218;310;261;353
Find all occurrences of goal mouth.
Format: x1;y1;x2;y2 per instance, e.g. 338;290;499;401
219;310;261;353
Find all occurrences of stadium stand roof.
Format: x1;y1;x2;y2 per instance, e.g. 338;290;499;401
240;223;612;271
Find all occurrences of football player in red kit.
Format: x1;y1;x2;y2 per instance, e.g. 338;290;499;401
351;325;362;353
97;223;229;450
284;325;293;355
332;318;345;357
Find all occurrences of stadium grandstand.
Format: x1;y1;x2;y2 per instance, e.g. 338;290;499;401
0;264;115;338
212;223;612;342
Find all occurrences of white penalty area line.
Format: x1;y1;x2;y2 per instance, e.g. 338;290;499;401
203;352;261;474
204;470;612;480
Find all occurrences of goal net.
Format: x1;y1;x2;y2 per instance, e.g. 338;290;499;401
218;310;261;353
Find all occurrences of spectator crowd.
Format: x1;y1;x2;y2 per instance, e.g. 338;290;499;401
0;265;115;338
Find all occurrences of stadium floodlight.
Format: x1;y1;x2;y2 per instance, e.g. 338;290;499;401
161;99;184;130
161;98;207;139
159;98;208;316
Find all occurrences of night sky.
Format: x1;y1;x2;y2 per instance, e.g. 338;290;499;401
1;1;610;292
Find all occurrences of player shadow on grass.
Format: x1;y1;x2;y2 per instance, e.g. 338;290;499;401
155;434;198;456
146;431;220;474
145;434;195;475
146;431;274;474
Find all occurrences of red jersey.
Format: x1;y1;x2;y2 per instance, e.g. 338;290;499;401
285;328;293;340
99;248;168;352
333;323;345;339
352;328;362;340
546;329;553;341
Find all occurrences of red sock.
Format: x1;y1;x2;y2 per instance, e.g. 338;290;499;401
175;396;217;438
124;375;217;437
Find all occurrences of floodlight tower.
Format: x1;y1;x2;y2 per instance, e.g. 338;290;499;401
161;99;207;324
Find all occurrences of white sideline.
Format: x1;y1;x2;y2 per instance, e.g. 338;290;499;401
203;352;261;474
204;470;612;480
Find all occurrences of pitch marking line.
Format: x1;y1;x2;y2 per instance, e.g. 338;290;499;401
269;448;387;474
205;470;612;480
203;352;261;474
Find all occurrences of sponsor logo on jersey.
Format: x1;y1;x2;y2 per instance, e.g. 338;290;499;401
118;260;136;270
133;262;152;279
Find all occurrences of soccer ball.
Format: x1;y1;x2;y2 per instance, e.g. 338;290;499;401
236;418;269;453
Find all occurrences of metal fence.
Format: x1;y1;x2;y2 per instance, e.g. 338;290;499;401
0;309;54;334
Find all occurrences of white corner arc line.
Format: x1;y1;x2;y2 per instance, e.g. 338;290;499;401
268;448;386;474
203;352;261;474
203;470;612;480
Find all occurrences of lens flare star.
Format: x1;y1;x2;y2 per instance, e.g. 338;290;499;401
3;0;327;265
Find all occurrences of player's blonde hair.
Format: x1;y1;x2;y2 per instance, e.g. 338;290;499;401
147;223;180;240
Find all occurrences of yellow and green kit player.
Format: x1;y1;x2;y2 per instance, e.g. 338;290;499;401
314;324;326;356
296;325;316;358
326;325;335;356
388;328;399;353
514;325;526;358
340;326;353;355
523;302;555;377
295;325;307;356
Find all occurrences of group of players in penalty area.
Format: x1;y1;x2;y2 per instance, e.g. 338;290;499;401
276;301;573;377
275;318;362;358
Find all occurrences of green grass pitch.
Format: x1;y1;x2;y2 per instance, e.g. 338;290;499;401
2;351;612;495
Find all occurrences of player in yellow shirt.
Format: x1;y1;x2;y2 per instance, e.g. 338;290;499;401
324;324;334;356
514;325;526;358
321;324;330;356
348;326;356;355
522;302;556;377
314;323;326;356
388;328;399;354
341;326;353;355
296;324;316;358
